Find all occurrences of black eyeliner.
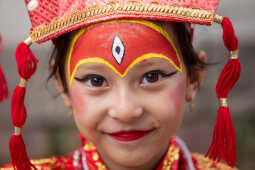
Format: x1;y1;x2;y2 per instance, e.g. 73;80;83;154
74;76;88;82
74;74;99;82
147;70;177;78
163;71;178;78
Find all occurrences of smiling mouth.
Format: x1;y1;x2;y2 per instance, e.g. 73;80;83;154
108;130;154;142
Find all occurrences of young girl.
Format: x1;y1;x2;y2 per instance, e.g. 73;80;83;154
2;0;240;169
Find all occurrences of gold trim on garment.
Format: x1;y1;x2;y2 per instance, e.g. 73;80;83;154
30;2;215;42
84;140;97;151
0;157;57;170
162;145;180;169
192;153;238;170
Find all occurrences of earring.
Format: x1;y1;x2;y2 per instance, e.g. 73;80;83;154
186;95;194;112
189;102;194;112
68;109;73;117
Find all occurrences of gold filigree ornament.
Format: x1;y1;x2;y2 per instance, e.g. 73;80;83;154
84;140;97;151
162;145;180;169
29;2;215;43
192;153;238;170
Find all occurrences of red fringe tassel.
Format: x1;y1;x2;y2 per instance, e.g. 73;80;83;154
206;17;241;167
10;42;38;170
9;135;37;170
0;65;8;102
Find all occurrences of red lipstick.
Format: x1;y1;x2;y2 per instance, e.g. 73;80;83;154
109;130;152;142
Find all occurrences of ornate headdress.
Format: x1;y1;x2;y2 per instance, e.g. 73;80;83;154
10;0;240;169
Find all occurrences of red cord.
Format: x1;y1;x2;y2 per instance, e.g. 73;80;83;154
0;65;8;102
206;17;241;167
10;42;38;170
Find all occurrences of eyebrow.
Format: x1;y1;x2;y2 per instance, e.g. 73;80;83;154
77;63;109;72
134;60;165;69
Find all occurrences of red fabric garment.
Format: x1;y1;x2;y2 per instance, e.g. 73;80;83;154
1;137;237;170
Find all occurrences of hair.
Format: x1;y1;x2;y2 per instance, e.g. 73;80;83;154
48;21;206;94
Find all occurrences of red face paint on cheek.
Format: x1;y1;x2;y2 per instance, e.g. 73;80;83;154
168;77;187;115
70;83;87;116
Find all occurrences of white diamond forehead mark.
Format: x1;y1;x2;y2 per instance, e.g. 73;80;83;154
112;35;125;65
27;0;39;11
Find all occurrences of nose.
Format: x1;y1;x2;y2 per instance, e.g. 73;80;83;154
108;86;144;122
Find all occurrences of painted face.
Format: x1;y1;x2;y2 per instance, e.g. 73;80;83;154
68;21;188;169
67;20;182;86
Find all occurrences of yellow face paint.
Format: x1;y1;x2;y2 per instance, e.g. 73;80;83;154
67;20;182;86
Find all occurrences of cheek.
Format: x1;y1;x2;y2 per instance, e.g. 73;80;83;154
69;83;93;136
169;80;186;114
70;84;88;116
69;83;104;141
158;76;187;130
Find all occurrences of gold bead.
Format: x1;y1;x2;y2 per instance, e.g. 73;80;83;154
219;98;228;107
19;78;27;88
214;14;223;24
14;127;21;136
230;50;239;59
24;37;32;46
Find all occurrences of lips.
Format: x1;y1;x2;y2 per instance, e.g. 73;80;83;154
108;130;153;142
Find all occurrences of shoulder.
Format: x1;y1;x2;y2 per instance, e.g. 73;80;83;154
0;156;73;170
191;153;238;170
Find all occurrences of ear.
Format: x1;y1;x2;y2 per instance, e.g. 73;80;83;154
55;71;72;108
185;50;207;102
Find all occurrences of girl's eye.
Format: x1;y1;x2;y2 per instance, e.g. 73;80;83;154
141;70;177;84
74;74;108;87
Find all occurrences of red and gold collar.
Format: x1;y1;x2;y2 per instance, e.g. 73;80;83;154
83;137;181;170
67;20;183;86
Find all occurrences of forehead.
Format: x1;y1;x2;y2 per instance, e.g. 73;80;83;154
72;21;175;55
68;20;182;85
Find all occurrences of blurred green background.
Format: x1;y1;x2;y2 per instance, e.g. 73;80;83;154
0;0;254;169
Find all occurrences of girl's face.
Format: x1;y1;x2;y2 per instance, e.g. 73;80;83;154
60;21;200;170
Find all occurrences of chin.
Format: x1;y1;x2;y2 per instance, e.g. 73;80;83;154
99;142;162;169
109;152;152;168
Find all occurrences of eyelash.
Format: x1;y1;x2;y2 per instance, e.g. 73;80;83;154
140;70;177;84
74;74;108;88
74;70;177;88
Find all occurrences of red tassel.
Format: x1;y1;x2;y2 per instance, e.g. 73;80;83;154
11;86;27;127
222;17;238;51
15;42;38;79
206;17;241;167
9;135;37;170
9;41;38;170
207;106;237;166
0;65;8;102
